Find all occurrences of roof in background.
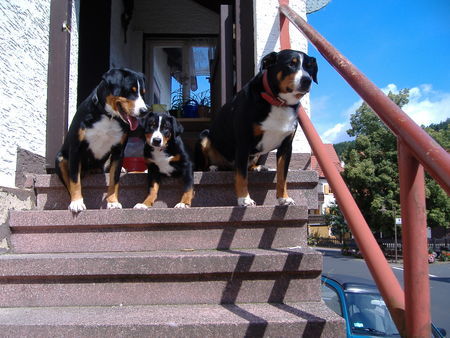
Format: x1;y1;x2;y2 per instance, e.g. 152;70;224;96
310;144;343;178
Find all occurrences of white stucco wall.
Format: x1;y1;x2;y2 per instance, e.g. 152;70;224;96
0;1;79;187
254;0;311;154
69;0;80;124
0;0;51;187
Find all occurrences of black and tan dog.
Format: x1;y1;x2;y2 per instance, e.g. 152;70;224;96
55;68;148;212
196;49;318;207
133;111;194;209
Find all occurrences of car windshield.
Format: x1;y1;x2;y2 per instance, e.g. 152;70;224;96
345;291;400;337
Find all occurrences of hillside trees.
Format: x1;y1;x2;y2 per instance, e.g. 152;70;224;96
335;91;449;237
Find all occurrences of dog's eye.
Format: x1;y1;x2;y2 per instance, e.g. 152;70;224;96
290;58;298;66
132;87;137;93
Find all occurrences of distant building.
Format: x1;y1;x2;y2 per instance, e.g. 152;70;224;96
308;144;344;238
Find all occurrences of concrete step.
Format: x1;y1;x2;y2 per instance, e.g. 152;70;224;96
28;170;318;210
0;247;321;307
9;206;308;253
0;302;345;337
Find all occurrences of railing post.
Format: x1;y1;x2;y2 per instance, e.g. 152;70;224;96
398;139;431;337
278;0;291;49
279;4;450;195
298;106;406;336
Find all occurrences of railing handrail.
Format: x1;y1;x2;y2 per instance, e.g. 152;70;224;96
278;3;450;337
280;4;450;195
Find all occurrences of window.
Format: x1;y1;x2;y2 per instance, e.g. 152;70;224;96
321;283;343;317
145;38;216;118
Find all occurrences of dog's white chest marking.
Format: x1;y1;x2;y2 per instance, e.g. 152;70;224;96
257;106;297;154
151;150;175;175
85;115;124;160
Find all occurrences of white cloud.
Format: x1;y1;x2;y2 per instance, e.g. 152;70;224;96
382;83;450;126
321;122;347;144
317;84;450;144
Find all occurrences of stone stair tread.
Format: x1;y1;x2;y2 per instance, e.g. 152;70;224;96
0;247;320;277
9;205;308;229
29;170;319;210
30;170;319;189
0;302;345;337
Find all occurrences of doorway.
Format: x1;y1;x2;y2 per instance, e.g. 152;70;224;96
145;38;217;119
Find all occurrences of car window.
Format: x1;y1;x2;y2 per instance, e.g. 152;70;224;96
345;292;400;336
321;283;343;317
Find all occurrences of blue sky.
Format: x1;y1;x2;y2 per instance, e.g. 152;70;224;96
306;0;450;144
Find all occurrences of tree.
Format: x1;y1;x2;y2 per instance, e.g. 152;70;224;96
340;90;409;236
333;141;355;158
339;90;449;235
424;119;450;229
325;202;349;243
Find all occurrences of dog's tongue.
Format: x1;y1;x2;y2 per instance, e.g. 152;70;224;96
127;115;139;131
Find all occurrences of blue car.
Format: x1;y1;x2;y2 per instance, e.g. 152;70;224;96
321;274;446;337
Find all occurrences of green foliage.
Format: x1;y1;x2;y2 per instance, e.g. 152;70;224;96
440;251;450;262
339;89;449;235
325;202;349;242
425;175;450;228
333;141;355;158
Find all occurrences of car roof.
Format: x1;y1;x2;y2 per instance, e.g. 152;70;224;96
322;274;380;294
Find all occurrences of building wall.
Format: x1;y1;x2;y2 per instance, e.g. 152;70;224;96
319;178;336;214
69;1;80;123
0;1;80;188
254;0;311;154
110;0;143;71
309;225;331;238
133;0;219;36
0;0;51;187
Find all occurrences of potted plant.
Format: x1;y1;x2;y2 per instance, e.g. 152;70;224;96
194;90;211;118
169;89;184;118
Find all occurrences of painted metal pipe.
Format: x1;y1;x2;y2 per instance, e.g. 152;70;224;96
279;4;450;195
398;140;431;337
297;105;406;336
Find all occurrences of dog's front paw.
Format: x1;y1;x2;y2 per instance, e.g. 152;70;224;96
174;202;190;209
68;199;86;213
133;203;149;209
250;165;269;172
107;202;123;209
278;197;295;206
237;196;256;207
208;165;219;172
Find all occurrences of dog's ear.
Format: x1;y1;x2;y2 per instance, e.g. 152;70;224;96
139;108;152;128
306;56;318;84
170;116;184;136
102;69;124;96
260;51;278;71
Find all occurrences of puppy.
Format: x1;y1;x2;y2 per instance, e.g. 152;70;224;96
55;68;148;212
196;49;318;206
134;111;194;209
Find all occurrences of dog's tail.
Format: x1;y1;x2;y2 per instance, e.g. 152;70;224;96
194;129;210;171
54;151;69;189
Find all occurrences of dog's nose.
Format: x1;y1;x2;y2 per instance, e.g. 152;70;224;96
299;77;312;91
152;137;162;146
139;106;148;115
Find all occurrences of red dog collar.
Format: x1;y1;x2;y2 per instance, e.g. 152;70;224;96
261;71;287;107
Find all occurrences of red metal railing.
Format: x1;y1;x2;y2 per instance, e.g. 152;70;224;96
278;2;450;337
